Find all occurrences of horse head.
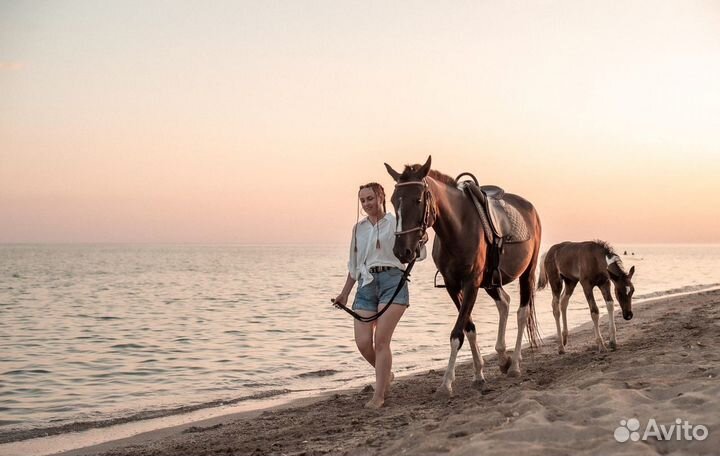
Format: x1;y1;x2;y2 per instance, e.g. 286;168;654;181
607;259;636;320
384;156;434;264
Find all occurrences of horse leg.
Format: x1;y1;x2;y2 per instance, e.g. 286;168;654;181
486;287;511;373
549;278;564;354
465;317;486;385
438;283;479;397
509;273;533;377
599;282;617;350
560;279;577;347
447;286;485;385
582;282;607;352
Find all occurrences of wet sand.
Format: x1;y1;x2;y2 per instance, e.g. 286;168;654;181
41;289;720;455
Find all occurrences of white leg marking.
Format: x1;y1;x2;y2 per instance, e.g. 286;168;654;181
439;338;460;396
606;300;617;350
560;291;571;346
591;311;607;352
552;295;564;354
466;330;485;384
509;306;528;377
494;297;509;367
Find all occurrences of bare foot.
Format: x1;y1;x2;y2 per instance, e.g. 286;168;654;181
383;372;395;399
365;397;384;409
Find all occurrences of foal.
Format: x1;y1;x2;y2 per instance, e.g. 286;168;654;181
538;240;636;353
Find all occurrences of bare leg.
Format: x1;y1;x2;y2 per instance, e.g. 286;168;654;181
365;304;406;409
353;312;376;367
599;283;617;350
582;282;606;352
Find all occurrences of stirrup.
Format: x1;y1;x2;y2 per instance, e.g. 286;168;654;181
434;270;446;288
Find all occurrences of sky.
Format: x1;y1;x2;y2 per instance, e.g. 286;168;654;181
1;0;719;244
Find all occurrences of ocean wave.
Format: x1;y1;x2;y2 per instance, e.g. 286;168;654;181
0;388;292;444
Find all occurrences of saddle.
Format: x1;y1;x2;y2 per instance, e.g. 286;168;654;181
464;184;530;243
456;179;531;288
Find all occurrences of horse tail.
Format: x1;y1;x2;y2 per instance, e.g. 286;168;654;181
525;212;543;349
526;293;542;349
536;251;548;291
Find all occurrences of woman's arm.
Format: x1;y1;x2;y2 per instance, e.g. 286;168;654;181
333;273;356;307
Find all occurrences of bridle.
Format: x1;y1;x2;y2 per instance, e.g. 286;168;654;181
394;178;436;240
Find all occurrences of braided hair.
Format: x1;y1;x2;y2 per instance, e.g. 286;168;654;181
358;182;386;213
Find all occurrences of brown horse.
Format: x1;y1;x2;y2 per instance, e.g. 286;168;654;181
385;156;542;396
537;240;636;354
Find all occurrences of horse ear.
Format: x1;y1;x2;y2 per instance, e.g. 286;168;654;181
419;155;432;177
385;163;401;182
627;265;635;279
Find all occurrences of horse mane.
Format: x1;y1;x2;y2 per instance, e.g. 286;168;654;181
593;239;629;274
401;164;457;186
593;239;617;257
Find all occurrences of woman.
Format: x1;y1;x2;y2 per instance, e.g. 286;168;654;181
333;182;425;409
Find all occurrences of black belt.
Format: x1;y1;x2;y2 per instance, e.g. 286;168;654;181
369;266;396;273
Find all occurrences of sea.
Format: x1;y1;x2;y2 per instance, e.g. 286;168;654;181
1;243;719;447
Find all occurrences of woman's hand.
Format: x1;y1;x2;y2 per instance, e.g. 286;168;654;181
332;293;348;308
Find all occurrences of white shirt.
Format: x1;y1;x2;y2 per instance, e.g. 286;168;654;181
347;213;426;288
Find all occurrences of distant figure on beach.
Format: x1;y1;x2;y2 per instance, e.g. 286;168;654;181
333;182;426;409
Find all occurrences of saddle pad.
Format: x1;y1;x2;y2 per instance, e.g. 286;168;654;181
487;199;530;243
458;181;530;243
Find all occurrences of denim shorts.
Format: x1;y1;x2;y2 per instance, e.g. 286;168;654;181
352;267;409;312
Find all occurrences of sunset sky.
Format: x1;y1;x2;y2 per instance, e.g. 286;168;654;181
2;1;719;244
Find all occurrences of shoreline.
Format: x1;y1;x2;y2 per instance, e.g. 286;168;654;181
2;286;719;455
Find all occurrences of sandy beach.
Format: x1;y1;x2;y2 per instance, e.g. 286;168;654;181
43;289;720;455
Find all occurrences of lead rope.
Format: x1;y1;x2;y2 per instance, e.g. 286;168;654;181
332;258;416;323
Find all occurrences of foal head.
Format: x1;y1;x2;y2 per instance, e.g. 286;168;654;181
384;156;433;263
607;257;636;320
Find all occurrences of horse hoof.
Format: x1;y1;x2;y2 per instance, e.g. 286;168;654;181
558;346;565;355
507;368;521;378
562;335;568;346
435;385;453;398
609;341;617;351
499;358;512;374
473;376;486;387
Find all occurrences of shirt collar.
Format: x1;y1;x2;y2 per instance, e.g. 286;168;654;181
360;212;390;226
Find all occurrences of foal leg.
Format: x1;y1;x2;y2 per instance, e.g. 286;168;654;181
549;279;564;354
582;282;607;352
599;282;617;350
486;287;511;373
560;280;577;347
439;284;479;397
